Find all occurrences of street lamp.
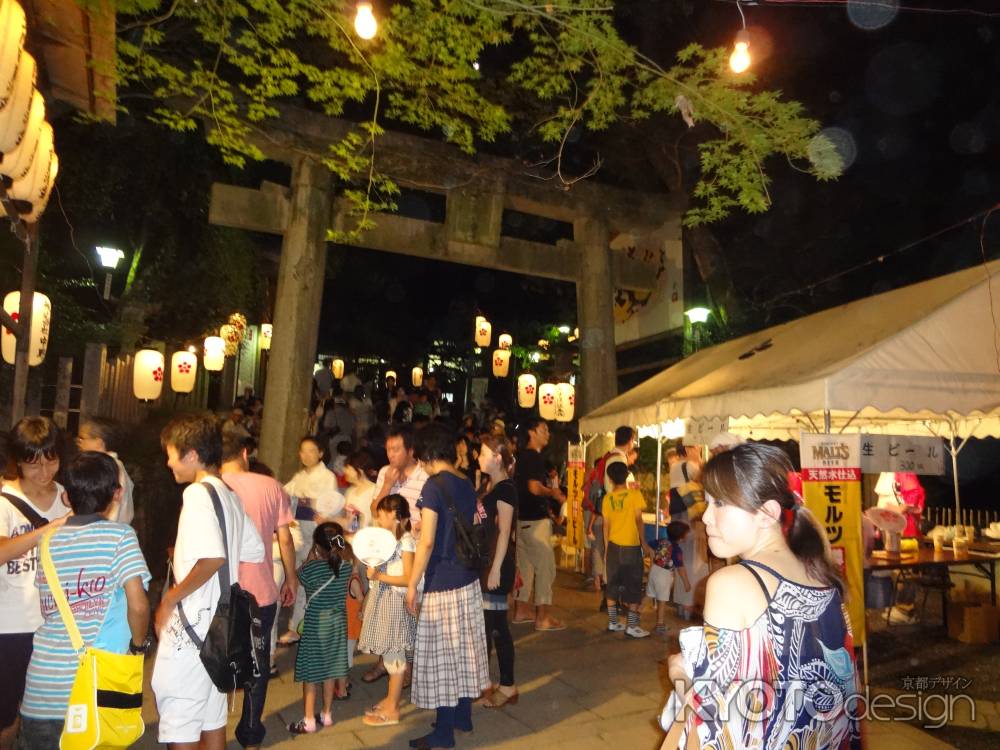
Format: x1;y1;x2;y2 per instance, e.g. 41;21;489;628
685;307;711;352
96;246;124;301
684;307;711;324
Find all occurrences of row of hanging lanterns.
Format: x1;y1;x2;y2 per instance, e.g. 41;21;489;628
474;313;576;420
0;0;59;223
516;375;575;422
133;320;272;401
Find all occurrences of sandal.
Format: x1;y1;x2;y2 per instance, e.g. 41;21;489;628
362;665;388;683
277;632;301;647
363;711;400;727
315;713;334;728
535;620;566;632
483;689;519;708
287;720;317;734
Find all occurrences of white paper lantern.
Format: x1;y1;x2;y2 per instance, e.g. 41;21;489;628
9;121;54;221
133;349;164;401
19;152;56;223
0;51;33;154
0;0;26;104
498;333;512;350
475;315;486;328
1;291;50;366
492;348;510;377
260;323;272;351
203;336;225;371
556;383;576;422
332;358;345;379
171;350;198;394
412;366;423;387
538;383;558;420
475;319;491;347
1;89;42;180
517;373;537;408
385;370;397;384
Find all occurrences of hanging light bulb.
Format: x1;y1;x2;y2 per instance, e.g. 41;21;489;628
354;1;377;40
730;30;751;74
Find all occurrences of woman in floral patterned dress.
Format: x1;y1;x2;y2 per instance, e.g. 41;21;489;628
665;444;861;750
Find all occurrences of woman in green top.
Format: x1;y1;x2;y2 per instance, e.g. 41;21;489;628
289;522;353;735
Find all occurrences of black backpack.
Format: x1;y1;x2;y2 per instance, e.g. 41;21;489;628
434;473;489;572
177;482;266;692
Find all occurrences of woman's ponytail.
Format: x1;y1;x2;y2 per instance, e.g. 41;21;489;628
786;504;845;596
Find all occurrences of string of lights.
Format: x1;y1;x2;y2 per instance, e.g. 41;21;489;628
761;200;1000;305
714;0;1000;18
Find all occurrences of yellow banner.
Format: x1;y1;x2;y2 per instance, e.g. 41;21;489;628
802;477;866;647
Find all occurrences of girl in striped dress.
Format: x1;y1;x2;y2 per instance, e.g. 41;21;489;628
358;494;417;727
288;522;353;735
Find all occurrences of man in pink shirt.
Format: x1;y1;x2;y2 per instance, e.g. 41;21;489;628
221;434;297;750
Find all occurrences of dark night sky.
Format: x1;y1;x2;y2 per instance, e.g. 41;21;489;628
314;1;1000;355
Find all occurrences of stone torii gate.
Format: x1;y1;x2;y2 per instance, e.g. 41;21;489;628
208;106;682;478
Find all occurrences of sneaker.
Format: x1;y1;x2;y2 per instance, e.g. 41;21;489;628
625;625;650;639
607;622;626;632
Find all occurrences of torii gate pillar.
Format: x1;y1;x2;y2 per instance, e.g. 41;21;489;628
259;158;332;479
575;217;617;418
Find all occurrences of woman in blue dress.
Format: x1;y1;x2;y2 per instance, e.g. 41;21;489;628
665;443;861;750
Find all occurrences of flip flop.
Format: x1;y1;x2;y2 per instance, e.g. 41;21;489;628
535;622;567;632
363;711;400;727
511;616;535;624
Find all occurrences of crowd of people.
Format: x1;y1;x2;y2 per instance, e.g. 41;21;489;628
0;361;862;750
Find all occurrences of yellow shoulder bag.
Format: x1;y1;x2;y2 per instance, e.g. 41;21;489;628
40;530;145;750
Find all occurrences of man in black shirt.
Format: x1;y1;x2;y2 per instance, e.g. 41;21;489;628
512;418;566;630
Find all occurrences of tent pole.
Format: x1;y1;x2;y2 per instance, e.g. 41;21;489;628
950;434;961;524
655;424;663;533
823;410;831;434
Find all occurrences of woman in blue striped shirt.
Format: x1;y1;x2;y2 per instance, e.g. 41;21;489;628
19;452;150;749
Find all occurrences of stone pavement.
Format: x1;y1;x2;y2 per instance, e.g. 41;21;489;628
133;572;963;749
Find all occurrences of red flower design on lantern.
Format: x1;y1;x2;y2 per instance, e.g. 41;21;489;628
153;367;164;382
542;393;555;405
3;311;18;336
494;357;502;367
525;384;535;395
178;362;192;374
568;394;575;405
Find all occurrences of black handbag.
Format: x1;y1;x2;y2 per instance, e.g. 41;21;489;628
434;474;489;572
177;482;265;692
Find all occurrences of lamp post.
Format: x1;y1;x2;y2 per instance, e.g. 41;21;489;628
685;306;711;352
95;246;124;301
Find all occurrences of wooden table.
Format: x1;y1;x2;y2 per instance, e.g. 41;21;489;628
867;546;998;617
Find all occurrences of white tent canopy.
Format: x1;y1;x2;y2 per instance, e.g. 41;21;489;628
581;261;1000;443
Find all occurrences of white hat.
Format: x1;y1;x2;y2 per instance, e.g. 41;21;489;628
708;432;744;451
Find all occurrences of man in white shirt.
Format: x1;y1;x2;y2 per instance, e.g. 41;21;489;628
371;423;429;537
603;426;637;495
152;415;264;750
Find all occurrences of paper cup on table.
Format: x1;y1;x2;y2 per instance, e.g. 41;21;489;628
932;533;944;552
966;525;976;542
351;526;397;567
954;537;970;559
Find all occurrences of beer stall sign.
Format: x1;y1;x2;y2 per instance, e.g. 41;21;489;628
799;433;865;646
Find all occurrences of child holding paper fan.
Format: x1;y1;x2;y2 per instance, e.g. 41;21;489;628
358;494;417;727
288;522;353;735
